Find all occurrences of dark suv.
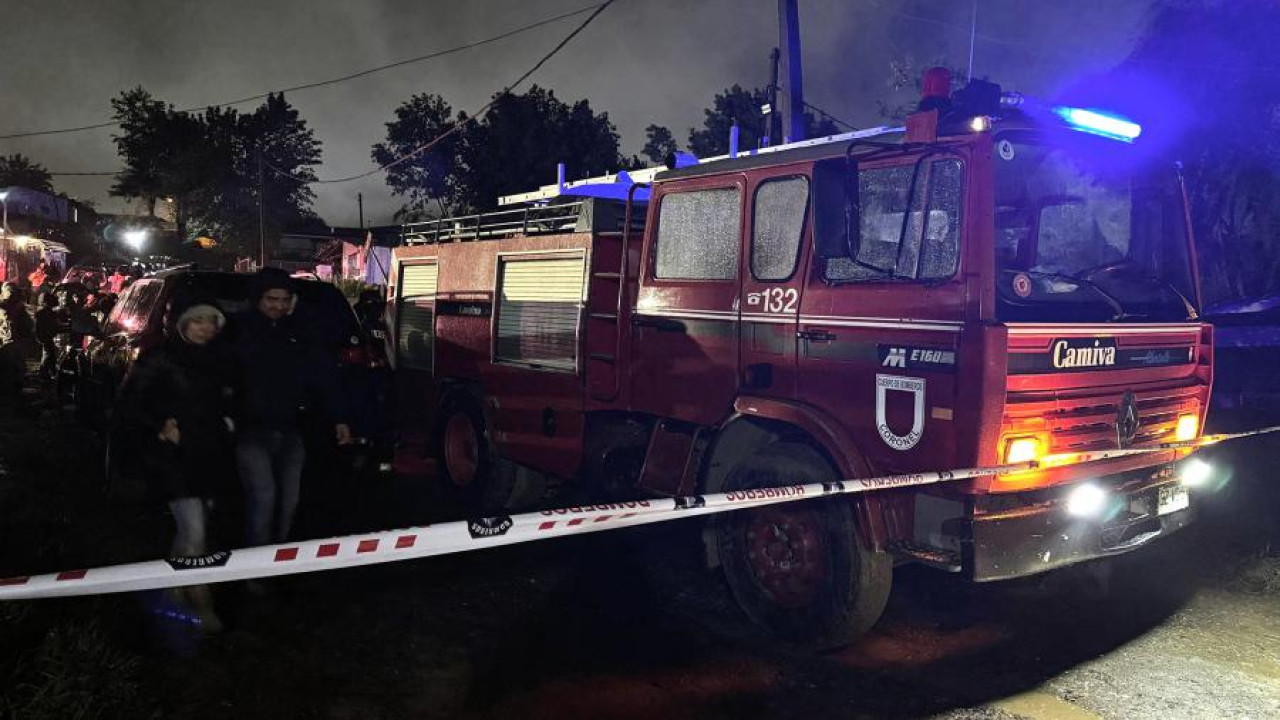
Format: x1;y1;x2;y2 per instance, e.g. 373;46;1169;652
78;268;388;483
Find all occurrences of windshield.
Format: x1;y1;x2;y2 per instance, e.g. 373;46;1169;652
993;139;1196;322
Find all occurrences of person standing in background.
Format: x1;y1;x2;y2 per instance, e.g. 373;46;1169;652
116;298;234;631
228;269;351;553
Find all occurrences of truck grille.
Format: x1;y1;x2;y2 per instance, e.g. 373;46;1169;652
1004;385;1200;454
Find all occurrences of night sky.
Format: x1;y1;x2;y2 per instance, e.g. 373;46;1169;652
0;0;1149;226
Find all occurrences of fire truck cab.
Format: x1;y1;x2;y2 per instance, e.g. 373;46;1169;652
388;73;1212;646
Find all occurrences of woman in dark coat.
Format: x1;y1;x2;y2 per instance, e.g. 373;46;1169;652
117;298;232;630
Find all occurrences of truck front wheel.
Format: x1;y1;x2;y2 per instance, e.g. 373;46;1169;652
714;442;892;648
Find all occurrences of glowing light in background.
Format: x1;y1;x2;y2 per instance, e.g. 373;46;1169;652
123;230;149;252
1053;106;1143;142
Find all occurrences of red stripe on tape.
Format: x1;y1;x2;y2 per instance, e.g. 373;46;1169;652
594;515;612;523
317;543;340;558
567;518;585;527
56;570;87;581
357;539;379;554
621;513;636;519
0;577;29;586
539;521;556;530
395;535;416;549
274;548;299;562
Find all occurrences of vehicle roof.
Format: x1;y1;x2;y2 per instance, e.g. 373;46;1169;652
128;269;359;346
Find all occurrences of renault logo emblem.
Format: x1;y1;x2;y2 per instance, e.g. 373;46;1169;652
1116;390;1140;448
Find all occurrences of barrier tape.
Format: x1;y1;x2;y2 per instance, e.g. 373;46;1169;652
1;425;1277;601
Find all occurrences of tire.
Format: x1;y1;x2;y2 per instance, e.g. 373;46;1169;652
713;441;892;649
433;394;517;513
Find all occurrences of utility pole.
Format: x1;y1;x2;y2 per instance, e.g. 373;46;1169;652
767;47;781;147
777;0;805;143
257;145;266;269
358;192;364;229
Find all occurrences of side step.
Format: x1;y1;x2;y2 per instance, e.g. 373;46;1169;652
887;541;962;572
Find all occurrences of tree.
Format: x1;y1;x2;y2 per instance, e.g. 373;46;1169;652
235;92;323;254
0;154;54;193
687;84;839;158
641;124;678;166
1104;1;1280;303
109;89;322;256
373;93;463;220
375;85;628;215
110;87;170;216
688;85;770;158
459;86;626;211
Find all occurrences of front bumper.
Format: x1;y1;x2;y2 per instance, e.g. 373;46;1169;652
966;463;1193;582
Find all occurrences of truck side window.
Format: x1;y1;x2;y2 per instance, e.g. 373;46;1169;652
919;159;963;280
654;187;741;280
824;159;963;282
751;177;809;281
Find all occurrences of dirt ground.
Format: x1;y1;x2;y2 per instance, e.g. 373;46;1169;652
2;384;1279;719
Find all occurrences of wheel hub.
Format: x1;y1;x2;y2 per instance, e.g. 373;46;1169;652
743;505;828;608
443;415;479;487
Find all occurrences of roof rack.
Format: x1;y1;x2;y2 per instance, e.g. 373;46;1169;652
402;198;644;246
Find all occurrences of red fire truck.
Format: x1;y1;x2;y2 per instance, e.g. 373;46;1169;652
387;72;1213;646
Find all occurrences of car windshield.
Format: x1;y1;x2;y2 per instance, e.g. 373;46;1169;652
993;139;1196;322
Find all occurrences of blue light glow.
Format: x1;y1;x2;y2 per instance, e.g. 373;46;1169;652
1053;107;1142;142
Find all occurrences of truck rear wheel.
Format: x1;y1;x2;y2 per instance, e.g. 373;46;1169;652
713;442;891;649
435;394;516;512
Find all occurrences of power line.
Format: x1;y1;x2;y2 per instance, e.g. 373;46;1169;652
0;3;605;142
266;0;618;185
802;100;857;132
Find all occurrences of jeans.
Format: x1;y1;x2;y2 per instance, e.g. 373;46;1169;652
236;429;306;547
168;497;208;557
37;341;57;379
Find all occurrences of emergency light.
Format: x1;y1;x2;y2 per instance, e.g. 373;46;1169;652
1052;107;1142;143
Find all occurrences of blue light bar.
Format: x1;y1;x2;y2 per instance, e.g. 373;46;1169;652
1053;106;1142;142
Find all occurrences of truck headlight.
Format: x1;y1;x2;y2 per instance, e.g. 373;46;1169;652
1066;483;1110;518
1174;414;1199;442
1180;457;1213;487
1004;436;1043;465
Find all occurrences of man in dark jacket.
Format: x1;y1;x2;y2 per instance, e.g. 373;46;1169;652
33;292;64;380
229;270;351;548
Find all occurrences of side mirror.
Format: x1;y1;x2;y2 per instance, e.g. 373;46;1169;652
813;157;860;260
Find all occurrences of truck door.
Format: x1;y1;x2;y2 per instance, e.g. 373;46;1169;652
739;173;810;398
796;155;968;475
630;175;745;425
